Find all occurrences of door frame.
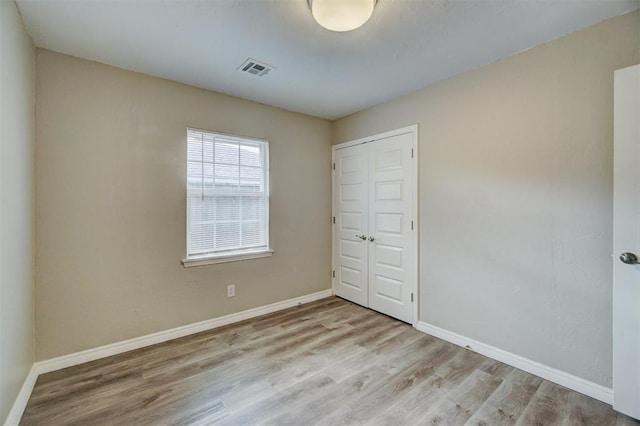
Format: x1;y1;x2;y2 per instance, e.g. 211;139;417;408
331;124;419;326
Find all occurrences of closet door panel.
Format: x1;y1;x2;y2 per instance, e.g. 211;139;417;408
367;133;414;323
334;145;369;306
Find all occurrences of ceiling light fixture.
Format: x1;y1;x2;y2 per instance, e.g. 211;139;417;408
308;0;377;32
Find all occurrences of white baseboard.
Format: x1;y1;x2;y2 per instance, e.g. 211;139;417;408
415;321;613;405
4;365;39;426
3;289;332;425
35;289;333;375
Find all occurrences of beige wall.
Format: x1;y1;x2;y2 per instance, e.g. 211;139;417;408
333;11;640;387
35;50;332;360
0;0;36;422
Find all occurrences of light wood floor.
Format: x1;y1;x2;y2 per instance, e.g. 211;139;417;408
21;297;639;425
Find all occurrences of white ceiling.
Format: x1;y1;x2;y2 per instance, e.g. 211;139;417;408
16;0;639;120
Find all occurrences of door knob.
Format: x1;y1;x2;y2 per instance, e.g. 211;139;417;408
355;234;367;240
368;236;375;242
620;252;640;265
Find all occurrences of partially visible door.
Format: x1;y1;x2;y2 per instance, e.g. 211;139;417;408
613;64;640;420
334;144;369;307
368;133;414;323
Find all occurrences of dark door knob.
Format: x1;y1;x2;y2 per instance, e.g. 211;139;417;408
620;252;639;265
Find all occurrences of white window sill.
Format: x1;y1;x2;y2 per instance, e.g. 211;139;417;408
181;249;274;267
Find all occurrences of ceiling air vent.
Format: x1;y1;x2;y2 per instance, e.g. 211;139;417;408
237;58;274;77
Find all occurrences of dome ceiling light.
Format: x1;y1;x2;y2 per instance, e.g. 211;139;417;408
308;0;377;32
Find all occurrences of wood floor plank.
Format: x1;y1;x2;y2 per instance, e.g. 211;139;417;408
315;355;461;425
477;358;514;380
516;380;574;425
618;414;640;426
377;334;458;376
565;388;619;426
369;373;456;426
467;368;543;426
219;352;332;412
215;373;336;425
266;366;392;426
370;324;431;357
301;314;398;356
433;348;493;385
418;369;503;425
20;297;639;425
322;344;380;383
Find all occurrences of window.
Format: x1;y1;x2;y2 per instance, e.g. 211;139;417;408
182;128;271;266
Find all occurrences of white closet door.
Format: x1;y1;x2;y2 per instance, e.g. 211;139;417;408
334;144;369;306
367;133;414;323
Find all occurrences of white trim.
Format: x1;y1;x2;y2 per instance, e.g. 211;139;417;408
333;124;418;150
34;289;332;375
4;365;39;426
410;126;419;327
331;148;336;294
182;249;274;267
415;321;613;404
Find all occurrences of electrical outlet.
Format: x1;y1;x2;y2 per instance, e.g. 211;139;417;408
227;284;236;298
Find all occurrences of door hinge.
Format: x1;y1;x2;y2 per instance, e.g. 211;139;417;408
411;220;414;230
411;148;414;158
411;293;414;302
332;162;335;170
333;216;335;224
332;270;335;278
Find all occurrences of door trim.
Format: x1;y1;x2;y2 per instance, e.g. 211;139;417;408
332;124;419;326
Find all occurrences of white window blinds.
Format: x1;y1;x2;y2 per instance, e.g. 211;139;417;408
186;128;269;259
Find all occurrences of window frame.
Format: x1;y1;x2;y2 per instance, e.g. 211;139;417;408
182;127;272;267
